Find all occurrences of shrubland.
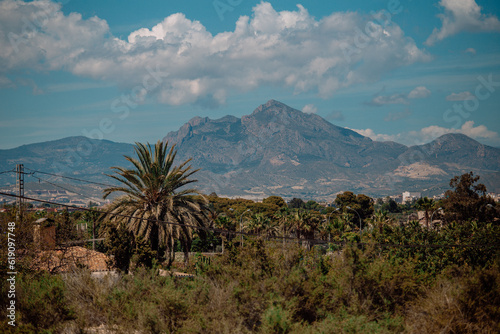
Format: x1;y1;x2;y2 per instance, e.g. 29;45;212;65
1;219;499;333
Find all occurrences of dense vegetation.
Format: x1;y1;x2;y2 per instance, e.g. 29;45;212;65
0;222;499;333
0;142;498;333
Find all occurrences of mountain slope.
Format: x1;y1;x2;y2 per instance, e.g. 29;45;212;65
164;100;500;199
0;137;134;198
1;101;498;202
400;133;499;171
164;100;407;173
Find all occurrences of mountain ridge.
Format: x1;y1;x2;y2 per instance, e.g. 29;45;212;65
1;100;499;200
163;100;499;199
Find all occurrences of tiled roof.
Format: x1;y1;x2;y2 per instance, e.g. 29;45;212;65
32;246;110;272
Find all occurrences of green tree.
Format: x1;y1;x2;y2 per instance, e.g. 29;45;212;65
214;215;236;252
441;172;495;223
381;197;400;213
335;192;374;228
305;200;321;211
288;198;305;209
104;223;134;273
263;196;287;208
102;141;208;266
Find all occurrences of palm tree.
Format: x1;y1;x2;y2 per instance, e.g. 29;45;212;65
274;207;291;248
371;209;390;233
263;219;280;240
244;213;269;235
292;210;320;249
416;197;435;228
102;140;208;266
213;215;235;253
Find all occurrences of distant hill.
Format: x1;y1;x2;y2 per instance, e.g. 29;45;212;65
1;100;499;202
0;137;134;203
0;136;134;181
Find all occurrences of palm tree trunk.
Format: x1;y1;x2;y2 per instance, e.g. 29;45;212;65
166;235;175;267
183;238;190;266
150;221;160;260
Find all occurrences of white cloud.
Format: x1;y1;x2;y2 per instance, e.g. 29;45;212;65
367;93;409;106
0;1;431;107
367;86;431;106
420;121;498;141
465;47;477;55
426;0;500;45
446;91;473;101
408;86;431;99
351;128;397;142
352;121;499;146
302;104;317;114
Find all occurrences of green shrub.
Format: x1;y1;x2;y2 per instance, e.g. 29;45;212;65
14;272;74;332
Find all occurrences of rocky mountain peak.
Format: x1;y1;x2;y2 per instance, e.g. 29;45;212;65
249;99;302;118
251;99;290;114
187;116;210;127
433;133;480;146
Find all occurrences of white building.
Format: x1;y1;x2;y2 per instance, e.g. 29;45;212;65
402;191;421;204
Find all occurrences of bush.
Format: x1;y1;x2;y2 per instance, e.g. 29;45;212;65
0;233;497;333
0;272;75;332
406;265;500;333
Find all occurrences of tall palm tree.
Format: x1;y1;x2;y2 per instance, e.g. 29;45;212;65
416;197;435;228
371;209;390;233
274;207;290;248
214;215;235;253
102;140;207;266
292;210;320;249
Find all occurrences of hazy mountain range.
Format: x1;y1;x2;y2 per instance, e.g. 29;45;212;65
1;100;499;201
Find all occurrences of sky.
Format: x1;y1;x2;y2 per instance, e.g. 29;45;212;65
0;0;499;149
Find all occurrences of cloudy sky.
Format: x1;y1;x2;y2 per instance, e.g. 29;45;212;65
1;0;499;149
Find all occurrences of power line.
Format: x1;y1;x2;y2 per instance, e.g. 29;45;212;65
23;167;116;188
27;174;99;204
1;191;498;250
0;191;246;235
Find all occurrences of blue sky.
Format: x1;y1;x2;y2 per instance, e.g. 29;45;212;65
0;0;499;149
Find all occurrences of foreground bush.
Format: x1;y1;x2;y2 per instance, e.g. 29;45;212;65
1;239;498;333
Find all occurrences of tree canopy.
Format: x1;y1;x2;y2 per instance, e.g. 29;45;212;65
335;191;374;222
442;171;495;223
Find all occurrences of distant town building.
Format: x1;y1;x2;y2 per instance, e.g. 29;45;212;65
402;191;421;204
390;195;403;204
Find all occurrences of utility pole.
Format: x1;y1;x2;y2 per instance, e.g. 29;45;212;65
16;164;24;223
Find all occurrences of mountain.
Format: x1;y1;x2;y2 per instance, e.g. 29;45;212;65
0;137;135;203
1;100;499;202
165;100;406;172
0;136;134;181
163;100;500;199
